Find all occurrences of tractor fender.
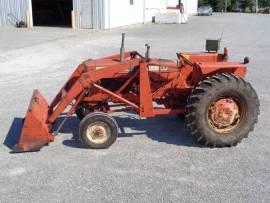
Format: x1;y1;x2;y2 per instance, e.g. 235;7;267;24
192;62;247;84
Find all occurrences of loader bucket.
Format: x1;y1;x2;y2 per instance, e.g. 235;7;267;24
12;90;54;153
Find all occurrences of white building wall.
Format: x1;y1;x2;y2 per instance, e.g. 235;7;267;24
104;0;144;29
104;0;198;29
144;0;167;22
185;0;198;14
167;0;178;7
167;0;198;14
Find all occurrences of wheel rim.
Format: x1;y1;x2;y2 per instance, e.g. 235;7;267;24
86;121;111;144
207;98;241;133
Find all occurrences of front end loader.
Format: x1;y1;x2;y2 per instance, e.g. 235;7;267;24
12;34;259;152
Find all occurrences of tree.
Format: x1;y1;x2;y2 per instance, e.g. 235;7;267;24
215;0;225;11
198;0;210;6
259;0;270;7
226;0;237;11
240;0;254;11
198;0;241;12
207;0;224;11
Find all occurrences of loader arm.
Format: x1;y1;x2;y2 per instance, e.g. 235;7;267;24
13;52;141;152
48;58;141;124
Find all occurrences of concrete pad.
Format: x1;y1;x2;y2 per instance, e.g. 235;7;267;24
0;13;269;202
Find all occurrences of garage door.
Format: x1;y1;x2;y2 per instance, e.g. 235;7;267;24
73;0;93;28
80;0;93;28
73;0;104;29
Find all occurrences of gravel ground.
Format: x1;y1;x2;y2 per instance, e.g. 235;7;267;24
0;13;269;202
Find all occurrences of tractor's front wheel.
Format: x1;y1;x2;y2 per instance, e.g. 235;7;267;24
79;112;118;149
185;73;259;147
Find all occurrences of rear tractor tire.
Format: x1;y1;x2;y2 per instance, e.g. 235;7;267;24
185;73;259;147
79;112;118;149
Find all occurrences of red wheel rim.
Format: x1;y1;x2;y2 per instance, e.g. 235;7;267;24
207;98;241;133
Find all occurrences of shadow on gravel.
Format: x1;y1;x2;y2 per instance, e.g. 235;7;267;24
60;114;202;149
4;117;23;150
4;114;202;151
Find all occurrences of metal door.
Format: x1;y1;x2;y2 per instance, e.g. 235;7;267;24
80;0;93;28
73;0;104;29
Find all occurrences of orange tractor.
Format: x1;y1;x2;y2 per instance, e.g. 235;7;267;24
13;34;259;152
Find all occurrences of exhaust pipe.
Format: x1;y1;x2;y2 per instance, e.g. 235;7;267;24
145;44;151;62
120;33;125;62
